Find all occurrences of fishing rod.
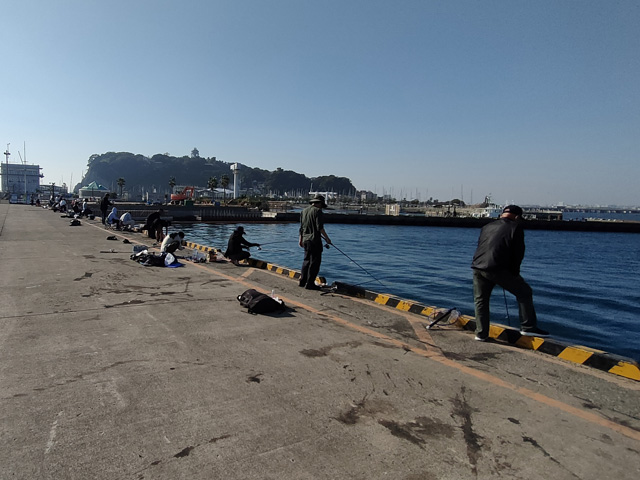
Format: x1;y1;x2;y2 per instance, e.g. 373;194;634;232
256;240;295;246
326;243;386;287
503;288;512;327
246;240;296;251
426;308;460;330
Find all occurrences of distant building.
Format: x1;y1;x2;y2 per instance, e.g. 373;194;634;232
360;191;378;202
1;162;42;196
309;191;336;200
385;204;401;216
78;181;110;199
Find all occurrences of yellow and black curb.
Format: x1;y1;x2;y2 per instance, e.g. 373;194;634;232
329;281;640;382
183;242;326;285
182;244;640;382
244;258;326;286
184;241;217;253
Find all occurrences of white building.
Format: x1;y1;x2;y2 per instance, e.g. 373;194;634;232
1;162;42;196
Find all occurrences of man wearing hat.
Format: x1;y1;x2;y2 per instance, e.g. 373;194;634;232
298;194;332;290
471;205;549;340
224;226;260;265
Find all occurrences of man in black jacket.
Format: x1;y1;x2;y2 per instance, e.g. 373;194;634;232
224;227;260;265
100;193;112;225
471;205;549;341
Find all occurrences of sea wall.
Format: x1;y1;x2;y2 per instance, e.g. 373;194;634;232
271;212;640;233
114;203;640;233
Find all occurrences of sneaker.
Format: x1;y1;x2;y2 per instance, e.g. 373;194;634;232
474;335;488;342
520;327;550;337
305;284;322;291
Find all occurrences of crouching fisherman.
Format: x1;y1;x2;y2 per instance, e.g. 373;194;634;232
224;227;260;266
160;232;185;254
119;212;136;231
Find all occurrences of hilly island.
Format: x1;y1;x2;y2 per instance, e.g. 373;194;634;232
79;150;356;200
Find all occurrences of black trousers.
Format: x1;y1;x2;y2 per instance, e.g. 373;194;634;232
472;269;538;337
299;241;323;287
165;241;181;254
228;251;250;262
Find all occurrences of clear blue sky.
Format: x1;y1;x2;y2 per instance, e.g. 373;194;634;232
2;0;638;206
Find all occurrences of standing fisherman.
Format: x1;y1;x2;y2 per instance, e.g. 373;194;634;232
298;194;332;290
471;205;549;341
100;193;112;225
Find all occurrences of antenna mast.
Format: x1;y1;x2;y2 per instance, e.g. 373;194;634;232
2;144;9;193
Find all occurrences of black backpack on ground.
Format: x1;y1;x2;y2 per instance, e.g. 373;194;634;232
237;289;286;314
130;251;166;267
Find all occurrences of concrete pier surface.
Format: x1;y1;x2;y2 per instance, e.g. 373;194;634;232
1;202;639;480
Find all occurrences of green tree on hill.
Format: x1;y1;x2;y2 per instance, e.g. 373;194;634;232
267;168;307;195
221;174;230;204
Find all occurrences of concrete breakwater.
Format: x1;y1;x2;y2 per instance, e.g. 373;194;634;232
2;202;640;479
116;203;640;233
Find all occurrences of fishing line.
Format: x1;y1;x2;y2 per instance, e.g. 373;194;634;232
349;279;387;289
503;288;512;327
328;243;386;287
256;240;296;246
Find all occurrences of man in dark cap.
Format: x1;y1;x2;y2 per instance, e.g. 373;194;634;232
298;194;332;290
471;205;549;341
224;226;260;265
100;193;112;225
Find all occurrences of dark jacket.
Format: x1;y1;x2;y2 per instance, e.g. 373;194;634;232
224;232;258;257
471;217;525;275
100;196;111;212
145;211;161;227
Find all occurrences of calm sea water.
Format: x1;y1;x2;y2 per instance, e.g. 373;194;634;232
176;217;640;362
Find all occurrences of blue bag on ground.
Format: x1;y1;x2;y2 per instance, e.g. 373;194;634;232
237;289;286;314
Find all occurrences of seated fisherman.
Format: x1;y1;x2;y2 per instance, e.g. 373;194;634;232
81;199;92;217
224;226;260;265
106;207;120;228
119;212;136;231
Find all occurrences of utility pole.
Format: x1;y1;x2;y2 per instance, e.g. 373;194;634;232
2;144;10;193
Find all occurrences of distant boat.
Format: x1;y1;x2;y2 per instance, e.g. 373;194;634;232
471;204;502;218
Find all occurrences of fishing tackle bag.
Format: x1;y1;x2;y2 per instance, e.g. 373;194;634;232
237;289;286;314
130;251;166;267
